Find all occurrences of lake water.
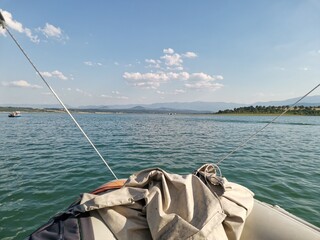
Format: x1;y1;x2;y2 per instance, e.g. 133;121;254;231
0;112;319;239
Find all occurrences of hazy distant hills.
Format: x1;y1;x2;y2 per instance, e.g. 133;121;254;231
80;95;320;112
79;102;246;113
2;95;320;113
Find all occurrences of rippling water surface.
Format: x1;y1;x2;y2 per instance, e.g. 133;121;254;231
0;113;319;239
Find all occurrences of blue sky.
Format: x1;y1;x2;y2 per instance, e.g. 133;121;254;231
1;1;320;107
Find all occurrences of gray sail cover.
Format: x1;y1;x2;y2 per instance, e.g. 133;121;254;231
29;164;254;239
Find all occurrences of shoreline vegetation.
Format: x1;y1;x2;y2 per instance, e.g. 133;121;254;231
1;105;320;116
216;105;320;116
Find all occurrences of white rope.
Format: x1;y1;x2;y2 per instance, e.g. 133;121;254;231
1;16;118;179
216;83;320;165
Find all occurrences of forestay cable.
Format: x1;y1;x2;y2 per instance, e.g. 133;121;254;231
216;83;320;166
1;13;118;179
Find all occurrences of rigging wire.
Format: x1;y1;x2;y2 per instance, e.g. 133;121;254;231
0;13;118;179
216;83;320;166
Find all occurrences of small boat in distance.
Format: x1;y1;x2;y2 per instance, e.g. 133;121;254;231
8;111;21;117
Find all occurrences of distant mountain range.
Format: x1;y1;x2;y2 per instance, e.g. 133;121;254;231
2;95;320;113
79;95;320;112
78;102;246;113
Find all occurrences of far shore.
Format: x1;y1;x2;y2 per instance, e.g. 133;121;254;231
1;107;320;116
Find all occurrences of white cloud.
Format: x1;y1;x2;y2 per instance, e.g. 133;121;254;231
155;89;186;95
185;73;224;90
168;66;184;71
123;48;223;92
276;67;285;71
122;72;205;82
215;75;223;80
2;80;42;89
75;88;92;97
0;10;39;43
52;70;68;80
174;89;186;94
40;71;53;78
41;92;53;95
101;92;128;100
37;23;68;42
123;71;192;89
182;52;197;58
84;61;103;67
40;23;62;38
145;59;161;69
156;90;165;95
123;71;191;85
101;94;112;98
190;72;214;81
145;59;157;64
167;72;190;80
300;67;310;71
308;50;320;56
163;48;174;54
123;73;162;89
161;53;183;67
141;48;199;71
40;70;68;80
123;71;223;90
136;82;161;89
185;81;223;90
123;72;169;82
0;10;68;43
117;96;129;100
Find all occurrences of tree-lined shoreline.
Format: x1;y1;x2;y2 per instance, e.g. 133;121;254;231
216;105;320;116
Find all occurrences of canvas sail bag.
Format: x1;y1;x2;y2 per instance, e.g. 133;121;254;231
28;165;253;240
194;164;254;240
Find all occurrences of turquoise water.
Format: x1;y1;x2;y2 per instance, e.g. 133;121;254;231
0;113;319;239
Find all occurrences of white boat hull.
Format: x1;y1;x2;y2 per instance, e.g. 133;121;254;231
241;200;320;240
